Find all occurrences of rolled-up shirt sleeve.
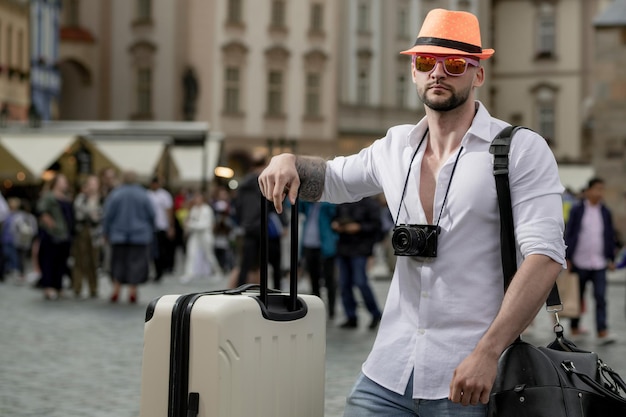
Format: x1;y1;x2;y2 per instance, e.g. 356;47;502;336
510;131;566;266
321;145;383;204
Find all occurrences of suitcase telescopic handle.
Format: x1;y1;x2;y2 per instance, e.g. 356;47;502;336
259;195;305;320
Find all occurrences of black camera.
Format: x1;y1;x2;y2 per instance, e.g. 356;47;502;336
391;224;440;257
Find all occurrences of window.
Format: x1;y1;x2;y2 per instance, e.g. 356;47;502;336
396;74;407;108
357;70;369;105
535;86;556;145
537;102;555;144
271;0;286;28
305;73;321;117
310;3;324;32
357;1;370;33
267;71;283;115
224;67;240;113
137;0;151;21
227;0;242;24
397;7;409;38
137;68;152;115
536;3;556;58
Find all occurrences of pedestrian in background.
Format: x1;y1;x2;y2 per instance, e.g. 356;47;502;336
332;197;383;330
147;176;175;281
212;186;235;274
258;9;565;415
565;177;617;344
232;153;284;289
2;197;36;283
180;191;223;283
103;171;155;304
0;190;9;281
71;175;102;299
98;167;118;277
300;200;338;320
37;173;74;300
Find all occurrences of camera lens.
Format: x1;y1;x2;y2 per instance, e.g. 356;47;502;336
392;226;427;255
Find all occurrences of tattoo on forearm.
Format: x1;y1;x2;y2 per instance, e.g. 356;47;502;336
295;156;326;201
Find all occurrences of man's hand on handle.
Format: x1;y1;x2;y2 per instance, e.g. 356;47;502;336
258;154;299;214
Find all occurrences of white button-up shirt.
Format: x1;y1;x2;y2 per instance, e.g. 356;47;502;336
320;102;566;399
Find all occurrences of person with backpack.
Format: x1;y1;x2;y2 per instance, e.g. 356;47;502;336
2;197;37;283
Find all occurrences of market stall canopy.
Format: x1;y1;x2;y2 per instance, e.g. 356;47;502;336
0;134;76;177
93;137;168;179
0;121;214;186
169;133;223;183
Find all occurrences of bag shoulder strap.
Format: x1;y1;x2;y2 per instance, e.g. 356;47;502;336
489;126;561;307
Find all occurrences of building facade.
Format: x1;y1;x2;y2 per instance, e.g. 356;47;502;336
336;0;491;155
193;0;340;163
8;0;626;199
55;0;340;180
57;0;107;120
0;0;30;123
592;0;626;233
490;0;612;166
30;0;61;122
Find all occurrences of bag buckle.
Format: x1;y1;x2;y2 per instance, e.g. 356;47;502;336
561;360;576;373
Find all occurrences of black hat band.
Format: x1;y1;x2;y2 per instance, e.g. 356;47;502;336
413;37;483;54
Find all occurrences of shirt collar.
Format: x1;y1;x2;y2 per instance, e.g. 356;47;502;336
406;101;494;147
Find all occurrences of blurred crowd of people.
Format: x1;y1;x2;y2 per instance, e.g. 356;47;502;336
0;158;397;328
0;167;238;303
4;160;623;338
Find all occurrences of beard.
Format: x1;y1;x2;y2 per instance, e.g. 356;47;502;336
418;82;472;112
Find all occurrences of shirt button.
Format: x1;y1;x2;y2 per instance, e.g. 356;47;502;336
418;329;426;335
422;291;429;298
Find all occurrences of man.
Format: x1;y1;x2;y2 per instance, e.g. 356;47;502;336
332;197;383;330
300;200;338;320
565;177;616;344
258;9;565;416
232;153;284;289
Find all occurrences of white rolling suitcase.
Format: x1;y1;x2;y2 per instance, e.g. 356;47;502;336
139;198;326;417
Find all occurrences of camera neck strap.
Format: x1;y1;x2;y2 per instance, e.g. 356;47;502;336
395;129;464;229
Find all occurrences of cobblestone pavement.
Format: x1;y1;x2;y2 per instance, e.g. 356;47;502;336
1;267;625;417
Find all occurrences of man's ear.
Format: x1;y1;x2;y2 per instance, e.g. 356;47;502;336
473;65;485;88
411;62;418;83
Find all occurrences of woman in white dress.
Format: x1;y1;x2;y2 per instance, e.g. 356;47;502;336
180;192;224;283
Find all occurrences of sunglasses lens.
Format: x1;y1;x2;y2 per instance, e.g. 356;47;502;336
414;56;436;72
413;55;471;76
444;58;468;75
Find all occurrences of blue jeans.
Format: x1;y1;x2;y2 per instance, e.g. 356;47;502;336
570;267;608;332
344;372;487;417
337;255;381;320
2;243;21;274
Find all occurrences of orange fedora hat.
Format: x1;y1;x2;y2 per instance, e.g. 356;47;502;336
400;9;494;60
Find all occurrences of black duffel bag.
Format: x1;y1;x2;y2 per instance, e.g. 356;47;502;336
488;126;626;416
488;326;626;417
